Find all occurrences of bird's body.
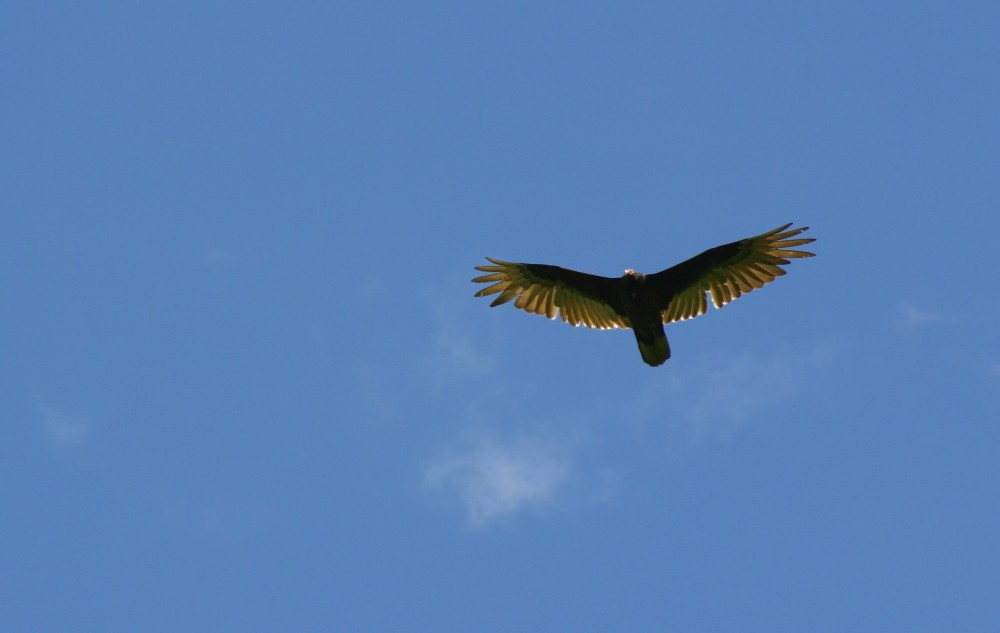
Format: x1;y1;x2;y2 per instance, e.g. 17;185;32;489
472;223;815;366
613;269;669;365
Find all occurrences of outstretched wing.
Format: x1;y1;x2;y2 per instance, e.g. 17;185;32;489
649;223;815;324
472;259;629;329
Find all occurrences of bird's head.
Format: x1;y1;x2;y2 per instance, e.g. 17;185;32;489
623;268;645;280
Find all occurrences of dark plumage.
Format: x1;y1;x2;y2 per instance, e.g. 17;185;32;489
472;223;815;366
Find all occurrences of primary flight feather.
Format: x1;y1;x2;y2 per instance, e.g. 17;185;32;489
472;223;815;366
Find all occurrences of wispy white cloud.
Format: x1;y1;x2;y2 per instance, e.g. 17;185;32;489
438;333;493;377
37;401;89;447
424;299;495;393
424;432;571;528
894;302;954;333
631;340;837;439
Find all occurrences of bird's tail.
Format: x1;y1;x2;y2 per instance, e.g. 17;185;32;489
635;328;670;367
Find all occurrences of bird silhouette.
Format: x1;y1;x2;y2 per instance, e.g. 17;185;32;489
473;223;815;366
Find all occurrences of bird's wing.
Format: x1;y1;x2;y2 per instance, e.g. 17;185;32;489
472;259;630;329
648;223;815;324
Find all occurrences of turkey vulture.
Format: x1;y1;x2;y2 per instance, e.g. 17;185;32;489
472;223;815;366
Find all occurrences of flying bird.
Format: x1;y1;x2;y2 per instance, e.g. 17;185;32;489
472;223;815;366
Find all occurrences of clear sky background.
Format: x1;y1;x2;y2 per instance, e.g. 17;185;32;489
3;2;999;631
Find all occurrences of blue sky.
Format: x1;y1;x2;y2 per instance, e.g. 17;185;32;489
3;2;999;630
